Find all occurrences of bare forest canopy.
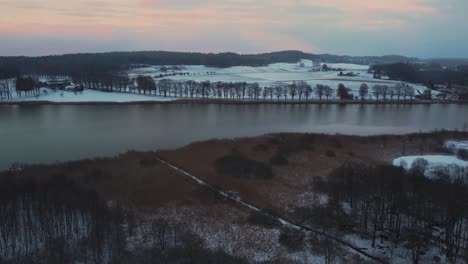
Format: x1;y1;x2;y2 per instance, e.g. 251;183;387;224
371;62;468;86
0;50;419;77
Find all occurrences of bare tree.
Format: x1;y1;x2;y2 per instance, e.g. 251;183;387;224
289;83;297;100
324;85;333;100
394;83;404;101
372;85;383;101
274;86;283;100
359;83;369;102
315;84;325;100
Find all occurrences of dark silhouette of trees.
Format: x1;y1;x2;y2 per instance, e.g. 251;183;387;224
324;85;333;100
15;77;38;97
136;75;156;95
288;82;298;100
0;51;322;76
359;83;369;102
0;79;13;100
308;162;468;263
337;83;352;100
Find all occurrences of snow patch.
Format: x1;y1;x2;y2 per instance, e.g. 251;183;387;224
393;155;468;180
9;88;176;103
445;140;468;152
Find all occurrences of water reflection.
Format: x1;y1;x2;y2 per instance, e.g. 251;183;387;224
0;104;467;169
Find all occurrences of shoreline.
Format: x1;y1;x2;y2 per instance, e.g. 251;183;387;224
3;130;467;173
1;98;467;106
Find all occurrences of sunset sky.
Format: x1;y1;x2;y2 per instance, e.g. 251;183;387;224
1;0;467;57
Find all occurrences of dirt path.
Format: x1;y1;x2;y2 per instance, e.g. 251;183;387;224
155;154;387;263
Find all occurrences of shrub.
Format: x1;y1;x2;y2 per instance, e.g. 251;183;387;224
215;155;273;179
278;227;305;252
140;158;159;167
332;140;343;149
269;153;289;166
247;210;279;228
411;158;429;175
457;149;468;161
84;168;112;184
325;150;336;158
275;135;315;155
252;144;269;152
311;176;327;193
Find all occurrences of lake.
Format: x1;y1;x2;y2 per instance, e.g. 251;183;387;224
0;103;467;170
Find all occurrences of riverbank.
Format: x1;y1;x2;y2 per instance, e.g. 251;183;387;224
157;131;468;216
1;97;466;105
2;131;467;263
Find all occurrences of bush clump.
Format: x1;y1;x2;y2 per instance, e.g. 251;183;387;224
247;210;279;228
215;155;273;179
278;227;305;252
325;150;336;158
271;135;315;155
457;149;468;161
269;153;289;166
252;144;269;152
139;158;159;167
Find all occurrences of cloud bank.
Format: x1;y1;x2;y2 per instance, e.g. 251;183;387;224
0;0;467;57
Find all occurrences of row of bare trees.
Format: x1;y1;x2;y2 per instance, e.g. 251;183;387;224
0;77;41;99
369;83;416;101
2;72;419;102
0;175;127;264
0;172;250;264
72;73;420;102
0;79;13;100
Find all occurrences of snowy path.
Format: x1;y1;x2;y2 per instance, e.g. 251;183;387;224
154;154;387;263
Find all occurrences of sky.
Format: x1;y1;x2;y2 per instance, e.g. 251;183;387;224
0;0;467;58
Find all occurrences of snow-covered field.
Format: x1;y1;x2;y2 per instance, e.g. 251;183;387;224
445;140;468;152
393;155;468;170
393;140;468;181
1;60;434;103
128;60;429;99
8;88;176;103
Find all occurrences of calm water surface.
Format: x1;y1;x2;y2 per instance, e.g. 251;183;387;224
0;104;467;170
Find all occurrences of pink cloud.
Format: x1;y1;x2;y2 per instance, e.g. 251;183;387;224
302;0;436;14
0;22;113;37
0;0;455;56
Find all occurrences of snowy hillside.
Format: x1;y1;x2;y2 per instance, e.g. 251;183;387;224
128;60;428;98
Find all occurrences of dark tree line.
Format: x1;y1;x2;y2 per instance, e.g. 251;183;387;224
371;63;468;86
15;77;40;97
0;173;249;264
0;174;126;264
0;79;13;100
0;51;321;76
0;51;419;78
302;163;468;264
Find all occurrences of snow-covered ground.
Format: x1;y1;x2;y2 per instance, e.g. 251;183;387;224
393;155;468;170
8;88;176;103
445;140;468;152
393;154;468;181
2;60;436;103
128;60;430;100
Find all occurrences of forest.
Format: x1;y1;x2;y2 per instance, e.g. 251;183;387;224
0;51;319;76
0;51;417;77
305;162;468;264
371;63;468;86
0;167;248;264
